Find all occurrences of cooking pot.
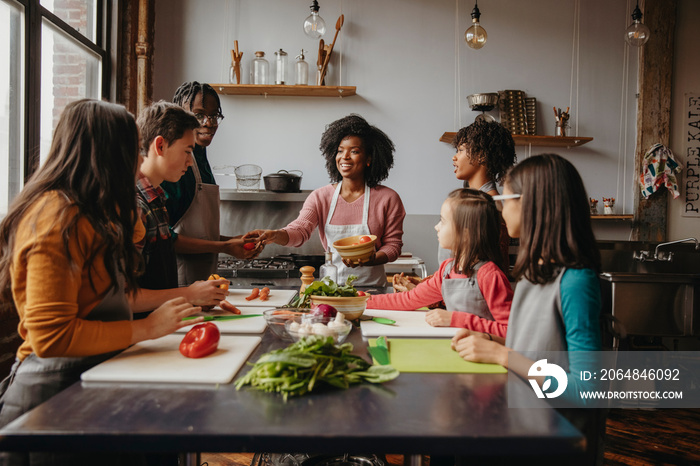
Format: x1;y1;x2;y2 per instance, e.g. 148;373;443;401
263;170;303;193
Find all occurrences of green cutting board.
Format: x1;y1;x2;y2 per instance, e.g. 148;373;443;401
369;338;507;374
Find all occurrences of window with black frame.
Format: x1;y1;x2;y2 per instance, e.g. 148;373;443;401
0;0;113;216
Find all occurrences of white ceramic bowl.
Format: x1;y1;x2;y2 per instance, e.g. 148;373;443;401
309;295;370;320
332;235;377;264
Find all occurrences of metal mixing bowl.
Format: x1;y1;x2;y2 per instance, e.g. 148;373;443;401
467;93;499;111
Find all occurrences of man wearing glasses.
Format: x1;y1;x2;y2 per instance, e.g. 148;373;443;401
162;81;259;287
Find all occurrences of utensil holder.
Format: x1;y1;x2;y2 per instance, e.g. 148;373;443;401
555;121;569;137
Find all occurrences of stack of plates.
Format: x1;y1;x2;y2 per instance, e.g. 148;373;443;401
498;90;528;135
525;97;537;135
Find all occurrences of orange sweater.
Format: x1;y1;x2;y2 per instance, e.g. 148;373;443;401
11;191;133;361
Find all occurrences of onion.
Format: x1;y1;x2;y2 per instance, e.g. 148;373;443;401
311;303;337;318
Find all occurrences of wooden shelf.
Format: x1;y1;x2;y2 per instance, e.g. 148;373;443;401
591;215;633;220
440;132;593;148
212;84;356;97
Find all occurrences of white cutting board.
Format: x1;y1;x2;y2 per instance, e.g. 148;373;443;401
175;306;267;334
80;335;261;384
225;288;297;307
361;309;458;338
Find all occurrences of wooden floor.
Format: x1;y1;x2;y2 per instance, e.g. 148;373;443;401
200;408;700;466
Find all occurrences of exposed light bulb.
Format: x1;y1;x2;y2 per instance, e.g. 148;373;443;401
303;0;326;40
624;2;650;46
465;2;487;50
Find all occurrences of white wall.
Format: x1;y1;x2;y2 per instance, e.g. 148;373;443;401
668;0;700;241
153;0;675;268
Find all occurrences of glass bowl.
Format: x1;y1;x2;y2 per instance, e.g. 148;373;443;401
263;308;311;341
284;315;352;344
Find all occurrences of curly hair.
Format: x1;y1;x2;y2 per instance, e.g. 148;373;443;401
452;120;516;185
319;114;395;188
173;81;222;117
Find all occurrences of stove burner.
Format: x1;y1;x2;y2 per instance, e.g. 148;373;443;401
217;256;298;278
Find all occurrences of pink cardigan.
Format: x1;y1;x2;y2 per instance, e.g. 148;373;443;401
283;184;405;262
367;259;513;337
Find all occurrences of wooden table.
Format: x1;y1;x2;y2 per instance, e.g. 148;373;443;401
0;283;585;463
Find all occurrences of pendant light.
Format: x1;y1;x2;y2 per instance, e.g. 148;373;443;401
303;0;327;40
465;1;487;49
624;1;650;46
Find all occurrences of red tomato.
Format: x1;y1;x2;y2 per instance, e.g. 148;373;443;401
359;235;372;244
357;290;366;296
243;242;256;250
179;322;220;358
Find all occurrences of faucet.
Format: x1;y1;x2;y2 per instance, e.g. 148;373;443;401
653;237;699;261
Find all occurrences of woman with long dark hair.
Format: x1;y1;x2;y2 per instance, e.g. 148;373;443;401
0;99;202;465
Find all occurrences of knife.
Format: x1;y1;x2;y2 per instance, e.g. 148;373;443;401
369;336;391;365
182;314;262;322
360;315;396;325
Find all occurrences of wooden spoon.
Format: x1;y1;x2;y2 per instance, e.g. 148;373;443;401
319;14;344;85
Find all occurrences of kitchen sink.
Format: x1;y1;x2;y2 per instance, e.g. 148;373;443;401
598;240;700;345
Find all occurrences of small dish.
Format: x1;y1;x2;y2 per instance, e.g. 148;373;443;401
263;308;311;341
284;315;352;344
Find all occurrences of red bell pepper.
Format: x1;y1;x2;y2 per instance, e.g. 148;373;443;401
179;322;220;358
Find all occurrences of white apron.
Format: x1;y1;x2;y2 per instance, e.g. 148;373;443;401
173;161;220;286
325;182;387;287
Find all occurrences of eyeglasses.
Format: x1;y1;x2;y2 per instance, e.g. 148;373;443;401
193;113;224;125
492;194;521;205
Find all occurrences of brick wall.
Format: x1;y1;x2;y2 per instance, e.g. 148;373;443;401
51;0;90;128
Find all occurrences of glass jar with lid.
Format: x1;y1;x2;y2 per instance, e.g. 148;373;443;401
251;51;270;85
294;49;309;86
274;49;288;85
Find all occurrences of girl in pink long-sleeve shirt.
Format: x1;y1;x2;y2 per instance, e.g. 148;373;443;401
368;189;513;338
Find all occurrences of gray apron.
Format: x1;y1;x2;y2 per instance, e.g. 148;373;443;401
505;267;567;353
441;260;493;319
325;182;387;287
173;160;220;286
503;267;606;464
0;276;134;466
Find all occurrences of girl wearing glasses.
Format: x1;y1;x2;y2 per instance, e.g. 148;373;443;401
367;189;513;337
162;81;258;286
452;153;604;462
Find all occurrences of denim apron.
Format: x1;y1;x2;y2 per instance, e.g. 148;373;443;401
325;182;386;287
441;260;493;320
173;161;220;286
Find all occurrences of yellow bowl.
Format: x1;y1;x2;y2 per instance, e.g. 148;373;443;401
332;235;377;264
310;295;370;320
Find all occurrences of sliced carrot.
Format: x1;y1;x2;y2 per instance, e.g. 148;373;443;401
259;287;270;301
245;287;260;301
220;300;241;314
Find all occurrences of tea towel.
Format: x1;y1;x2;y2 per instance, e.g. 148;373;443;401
639;143;682;199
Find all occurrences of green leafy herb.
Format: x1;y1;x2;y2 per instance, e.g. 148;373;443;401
235;336;399;400
291;275;359;308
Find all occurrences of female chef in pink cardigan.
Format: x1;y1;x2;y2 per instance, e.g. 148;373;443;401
244;114;405;287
